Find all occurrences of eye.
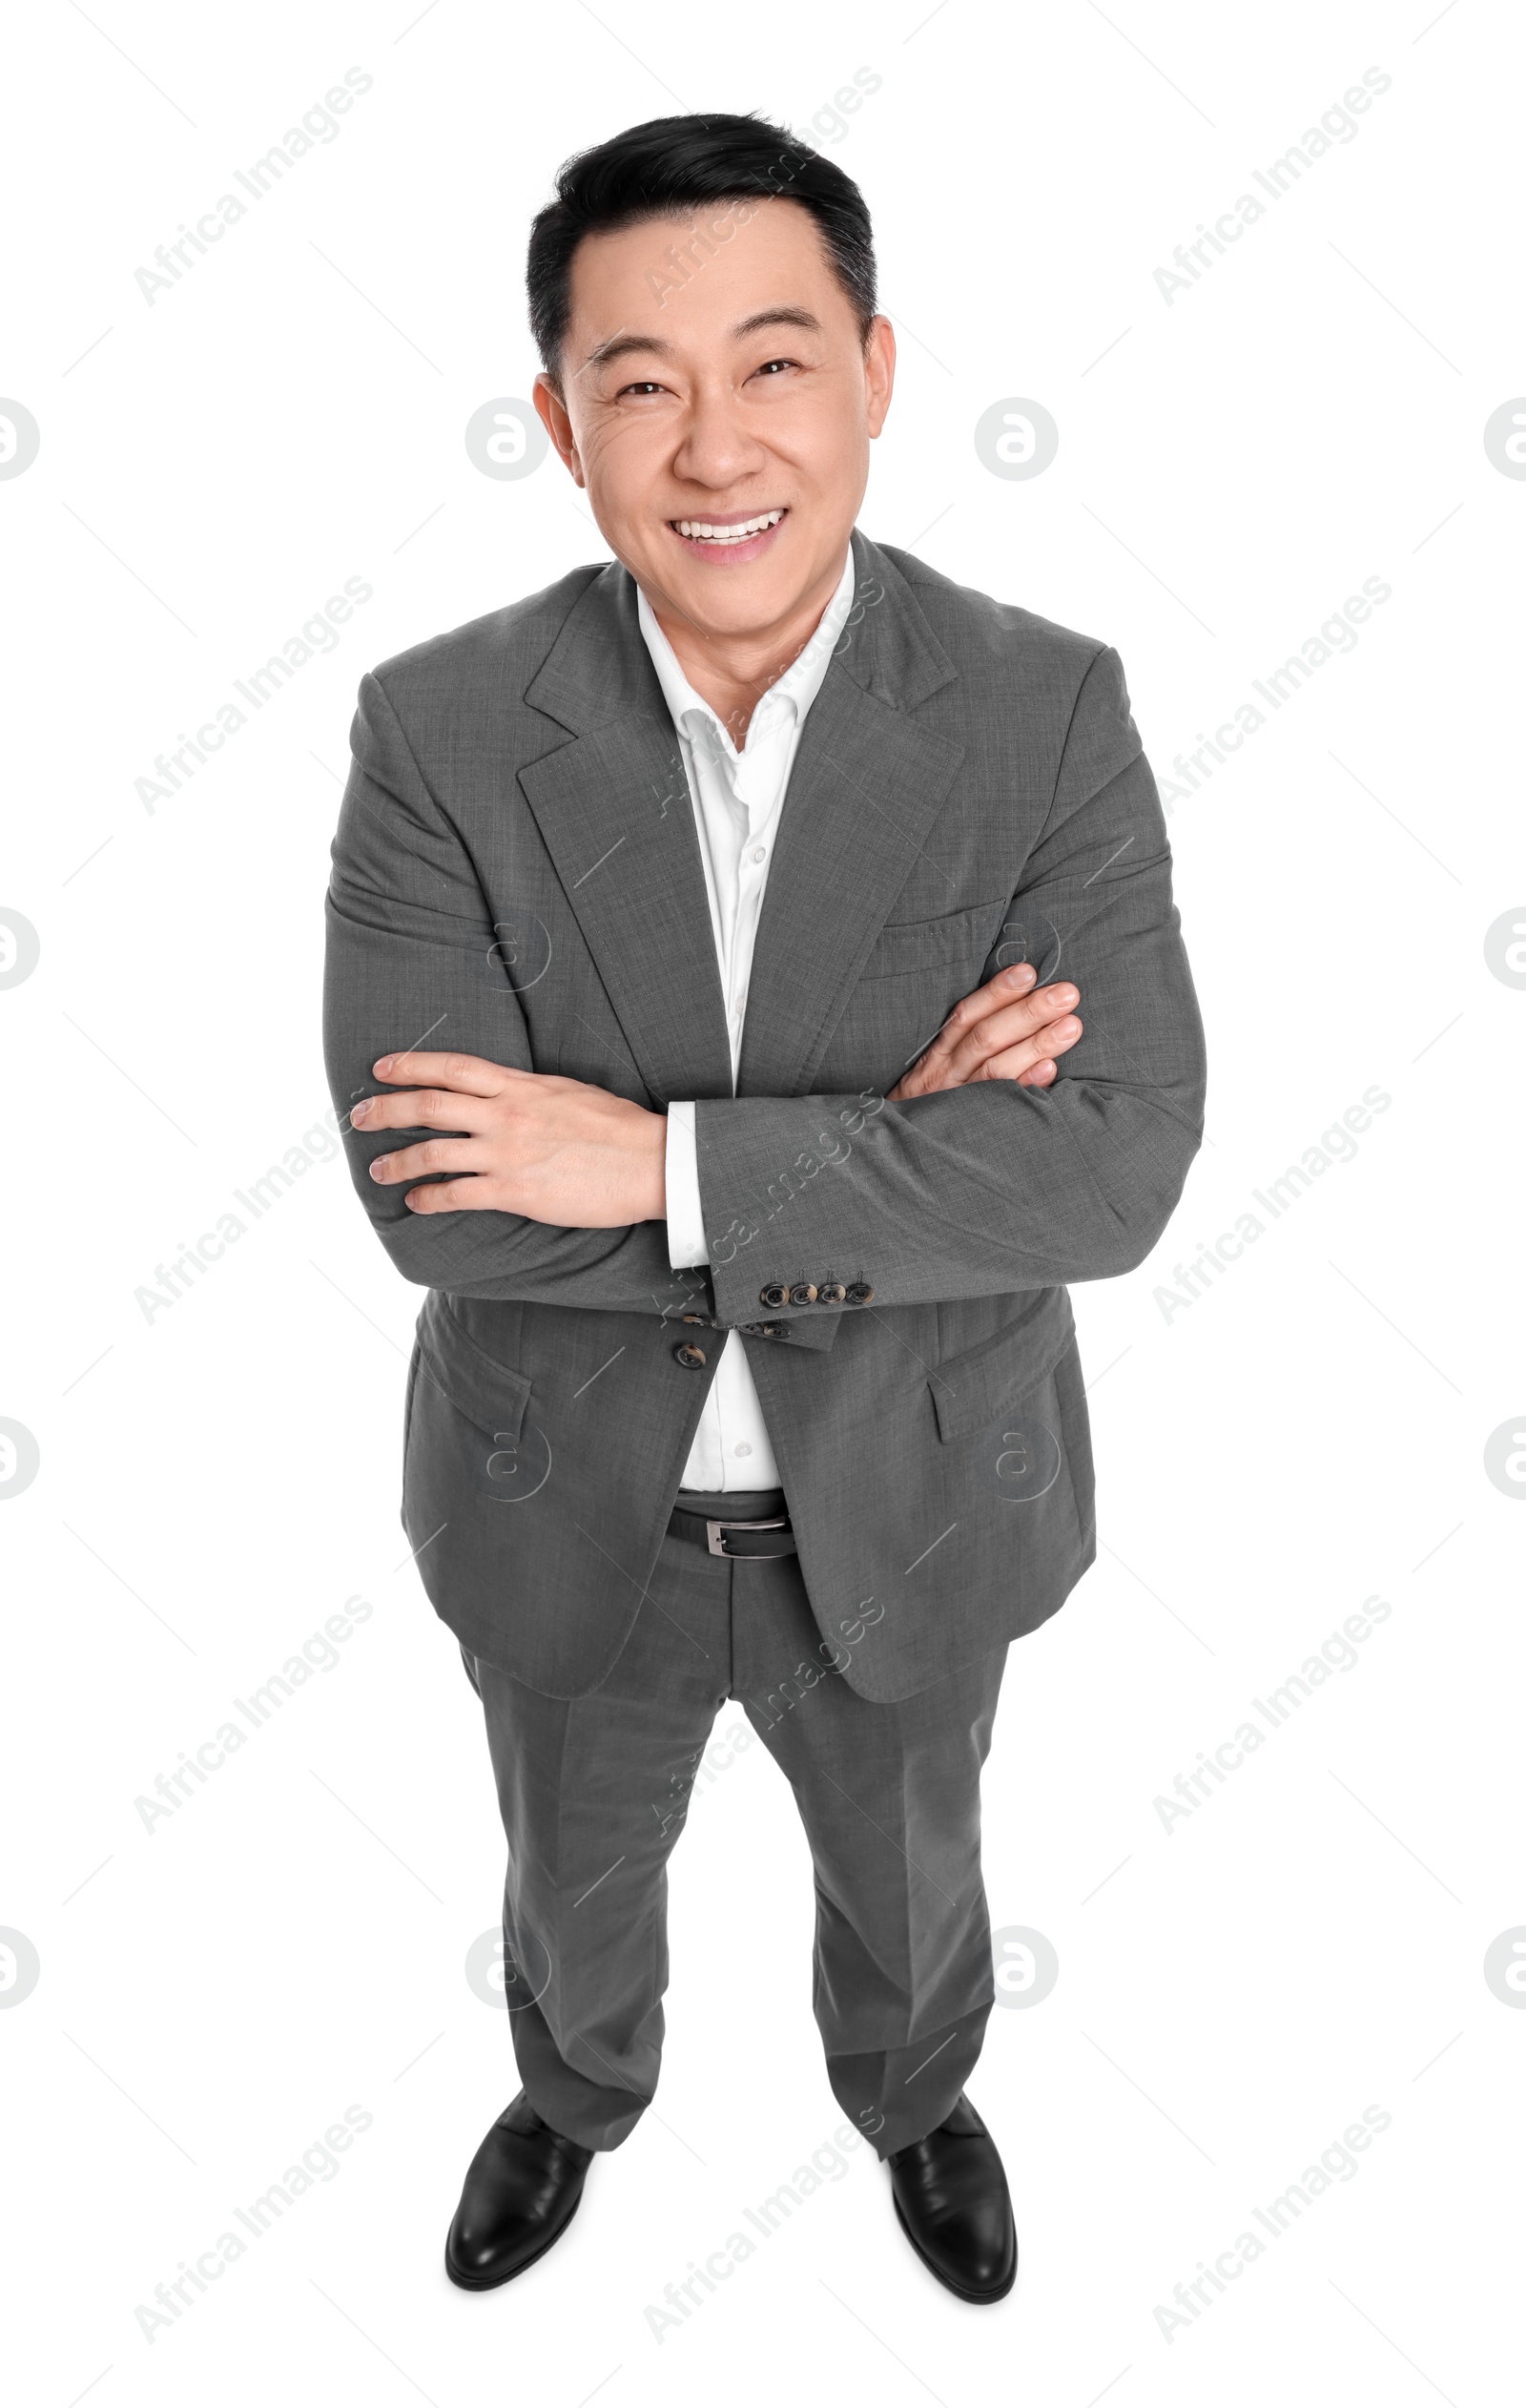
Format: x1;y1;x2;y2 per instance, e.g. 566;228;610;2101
615;380;667;398
752;357;797;379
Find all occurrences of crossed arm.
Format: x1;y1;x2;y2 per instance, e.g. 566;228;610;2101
325;645;1204;1315
348;964;1086;1227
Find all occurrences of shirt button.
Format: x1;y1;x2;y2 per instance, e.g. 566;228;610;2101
733;1442;753;1457
751;846;766;863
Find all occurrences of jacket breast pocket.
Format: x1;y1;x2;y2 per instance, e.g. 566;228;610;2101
927;1290;1077;1443
859;897;1008;981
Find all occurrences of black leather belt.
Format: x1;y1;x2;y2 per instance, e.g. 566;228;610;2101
668;1488;796;1559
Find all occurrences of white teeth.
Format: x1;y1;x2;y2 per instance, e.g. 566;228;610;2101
674;509;784;542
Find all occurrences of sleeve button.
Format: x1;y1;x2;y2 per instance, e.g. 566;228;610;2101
817;1281;847;1305
845;1282;874;1304
759;1283;788;1309
788;1283;816;1306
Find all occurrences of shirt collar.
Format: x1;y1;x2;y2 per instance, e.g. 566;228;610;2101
636;544;857;758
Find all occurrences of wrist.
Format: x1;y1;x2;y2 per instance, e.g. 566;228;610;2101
639;1110;668;1221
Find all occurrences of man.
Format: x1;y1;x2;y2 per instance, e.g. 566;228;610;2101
323;112;1205;2307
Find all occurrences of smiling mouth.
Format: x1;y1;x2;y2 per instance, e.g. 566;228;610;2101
668;508;787;546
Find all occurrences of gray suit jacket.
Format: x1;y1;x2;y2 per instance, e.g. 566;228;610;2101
322;529;1206;1703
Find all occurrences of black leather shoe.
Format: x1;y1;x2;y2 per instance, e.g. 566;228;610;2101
887;2093;1017;2303
444;2092;594;2291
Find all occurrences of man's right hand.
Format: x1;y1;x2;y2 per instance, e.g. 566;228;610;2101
888;962;1082;1100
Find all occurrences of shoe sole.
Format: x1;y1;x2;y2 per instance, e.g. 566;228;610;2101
443;2185;586;2292
891;2192;1017;2305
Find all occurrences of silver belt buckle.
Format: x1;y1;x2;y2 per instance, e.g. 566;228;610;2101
706;1514;789;1557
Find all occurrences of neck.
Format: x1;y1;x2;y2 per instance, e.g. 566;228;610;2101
647;550;847;747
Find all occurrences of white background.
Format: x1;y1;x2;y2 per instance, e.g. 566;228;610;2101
3;2;1522;2401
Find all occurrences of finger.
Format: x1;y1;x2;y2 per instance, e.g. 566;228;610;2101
892;1011;1024;1098
942;993;1078;1084
968;1017;1082;1084
350;1087;496;1133
995;1051;1059;1087
907;963;1036;1073
913;976;1079;1081
368;1138;494;1186
904;1010;1082;1098
893;1029;1025;1100
402;1176;504;1214
371;1050;525;1097
965;960;1039;1017
918;1001;1078;1093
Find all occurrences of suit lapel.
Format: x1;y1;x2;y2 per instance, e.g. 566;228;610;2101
517;531;964;1109
520;568;734;1106
736;531;965;1096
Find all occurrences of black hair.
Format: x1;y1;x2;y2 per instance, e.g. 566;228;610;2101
526;112;877;384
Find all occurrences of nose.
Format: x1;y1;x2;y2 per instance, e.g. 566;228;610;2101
669;378;771;497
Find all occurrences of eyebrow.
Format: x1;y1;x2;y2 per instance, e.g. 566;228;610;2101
581;306;823;373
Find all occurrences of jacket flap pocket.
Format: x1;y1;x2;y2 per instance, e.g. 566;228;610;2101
416;1295;531;1443
928;1292;1076;1443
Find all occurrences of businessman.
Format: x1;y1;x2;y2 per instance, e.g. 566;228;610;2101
323;111;1206;2305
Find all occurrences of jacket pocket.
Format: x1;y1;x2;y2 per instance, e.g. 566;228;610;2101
927;1290;1077;1442
415;1293;531;1443
859;897;1008;980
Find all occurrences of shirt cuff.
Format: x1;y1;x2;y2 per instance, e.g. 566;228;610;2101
664;1101;708;1270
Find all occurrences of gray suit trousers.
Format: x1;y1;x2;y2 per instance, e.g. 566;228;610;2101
462;1519;1007;2161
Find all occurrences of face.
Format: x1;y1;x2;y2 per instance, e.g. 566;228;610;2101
534;198;895;643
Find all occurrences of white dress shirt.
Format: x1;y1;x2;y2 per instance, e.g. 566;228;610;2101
636;545;858;1492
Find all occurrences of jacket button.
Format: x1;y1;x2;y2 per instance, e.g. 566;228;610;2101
845;1282;874;1304
759;1283;788;1308
674;1342;707;1368
817;1281;847;1305
788;1282;816;1306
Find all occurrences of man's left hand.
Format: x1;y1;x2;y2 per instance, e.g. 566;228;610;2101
351;1052;667;1227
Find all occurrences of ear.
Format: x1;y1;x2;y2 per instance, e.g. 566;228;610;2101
533;374;581;483
864;316;897;438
